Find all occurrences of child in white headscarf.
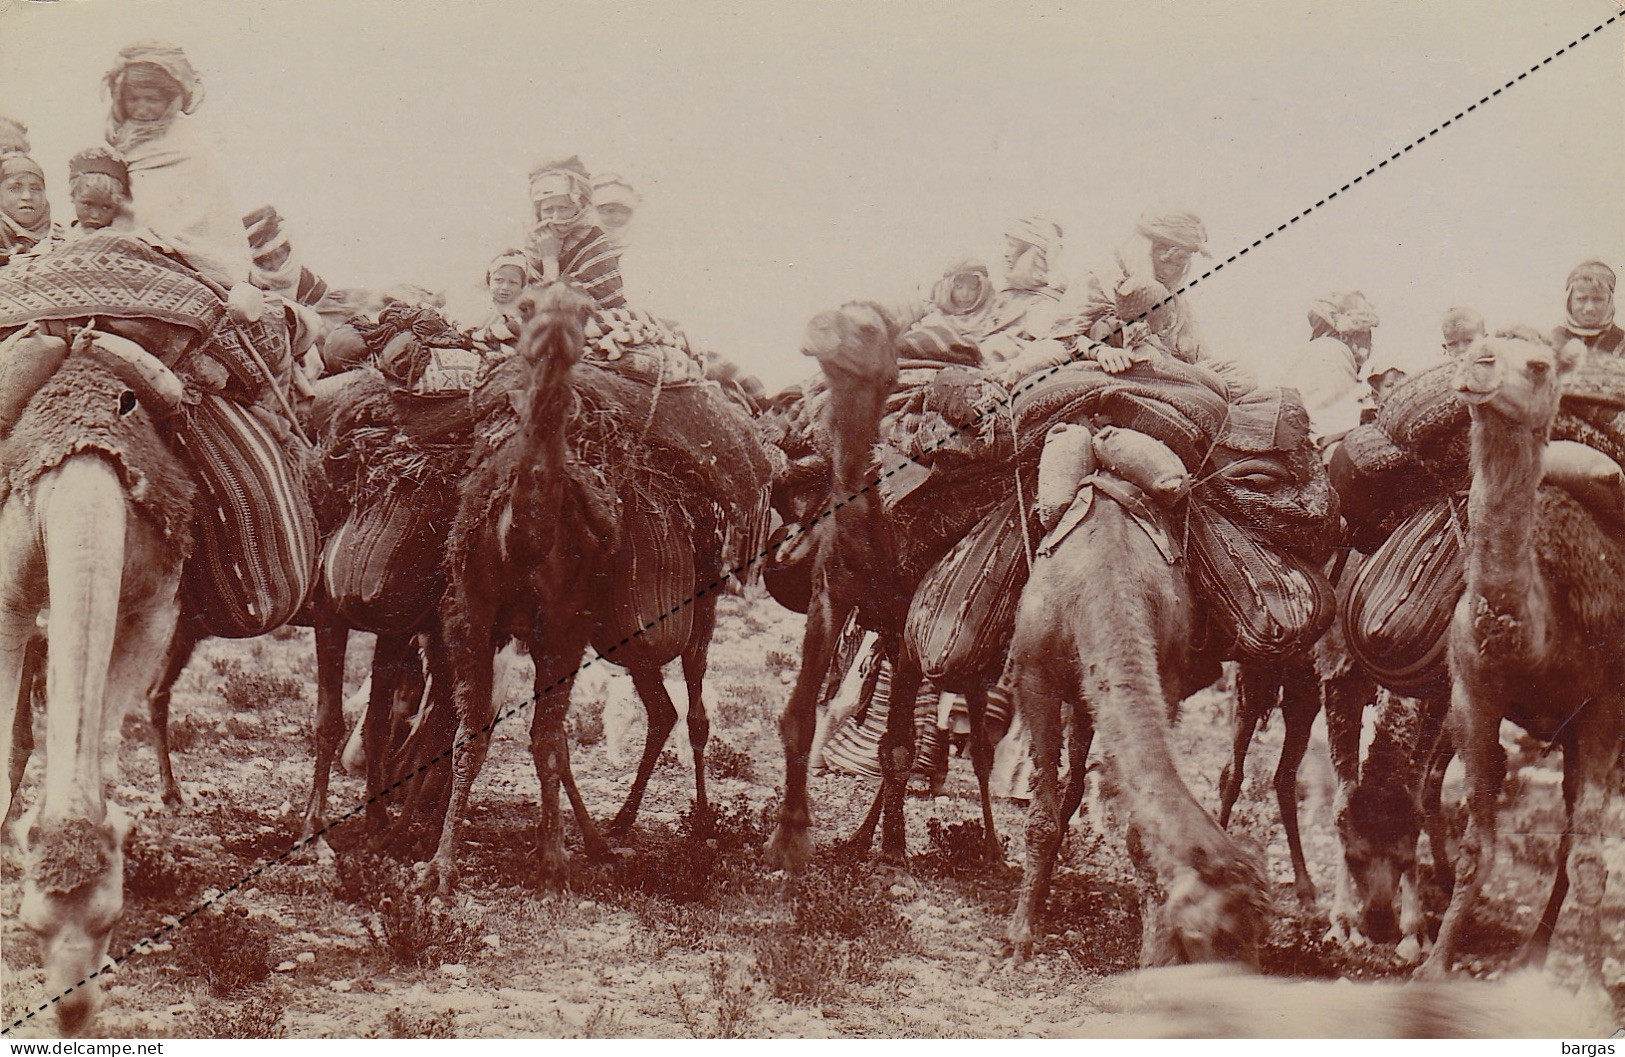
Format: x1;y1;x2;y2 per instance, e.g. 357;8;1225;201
0;152;60;268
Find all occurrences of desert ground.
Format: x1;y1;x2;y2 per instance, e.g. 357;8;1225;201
2;587;1621;1039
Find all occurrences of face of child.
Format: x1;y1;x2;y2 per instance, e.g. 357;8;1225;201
122;83;179;122
596;202;633;234
1570;285;1613;330
73;190;121;231
1440;324;1483;358
1151;241;1194;288
534;195;579;232
0;172;46;227
951;274;980;303
489;266;524;306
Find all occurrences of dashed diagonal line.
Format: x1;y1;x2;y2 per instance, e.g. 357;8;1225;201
6;8;1621;1034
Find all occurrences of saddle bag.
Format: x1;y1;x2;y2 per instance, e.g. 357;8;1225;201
175;393;318;637
905;494;1029;685
1342;496;1464;694
593;501;695;665
320;486;451;632
1187;500;1335;663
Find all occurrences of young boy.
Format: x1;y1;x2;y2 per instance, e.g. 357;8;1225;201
66;148;132;233
0;151;58;268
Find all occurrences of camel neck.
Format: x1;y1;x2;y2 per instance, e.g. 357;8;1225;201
1465;407;1549;657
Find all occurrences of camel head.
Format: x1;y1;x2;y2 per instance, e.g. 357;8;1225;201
1453;329;1587;431
514;282;594;431
1335;779;1419;944
13;806;132;1036
800;301;901;391
1143;841;1270;968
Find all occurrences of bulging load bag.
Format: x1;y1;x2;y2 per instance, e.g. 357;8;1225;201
594;501;695;664
905;495;1029;684
1343;497;1464;694
1186;500;1335;663
320;486;450;632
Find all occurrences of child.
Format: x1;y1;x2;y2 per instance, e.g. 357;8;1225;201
0;151;58;268
524;156;626;309
66;148;132;233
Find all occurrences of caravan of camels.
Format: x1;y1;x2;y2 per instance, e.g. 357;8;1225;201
0;39;1621;1040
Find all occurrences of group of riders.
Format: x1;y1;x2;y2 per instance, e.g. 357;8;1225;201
2;40;1622;781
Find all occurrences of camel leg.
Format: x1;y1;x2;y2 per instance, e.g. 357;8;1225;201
147;622;201;808
1323;669;1375;944
682;587;717;832
1007;667;1067;961
611;662;679;838
1275;657;1320;903
766;581;855;872
1219;663;1273;829
528;639;589;888
876;654;923;865
1059;706;1095;828
1418;673;1506;978
424;599;498;897
386;630;456;858
5;634;43;824
1541;709;1621;982
291;622;346;842
964;685;1002;863
558;730;610;862
358;631;414;836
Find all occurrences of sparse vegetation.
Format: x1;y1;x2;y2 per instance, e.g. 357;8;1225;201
333;852;481;968
176;906;273;996
705;738;756;781
366;1007;459;1039
215;659;305;712
191;993;288;1038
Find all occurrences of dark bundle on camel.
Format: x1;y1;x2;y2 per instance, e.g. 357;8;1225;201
423;283;772;894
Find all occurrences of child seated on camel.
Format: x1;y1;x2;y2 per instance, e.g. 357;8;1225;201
0;152;60;269
66;148;132;234
524;156;627;311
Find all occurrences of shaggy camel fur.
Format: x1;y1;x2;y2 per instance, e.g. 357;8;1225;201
1421;332;1625;978
1006;492;1268;965
424;284;719;894
0;362;188;1036
765;302;1003;870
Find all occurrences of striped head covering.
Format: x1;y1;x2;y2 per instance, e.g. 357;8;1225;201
1006;216;1062;263
487;249;530;287
103;41;205;153
1307;291;1380;339
68;148;131;197
1136;209;1209;255
528;155;592;225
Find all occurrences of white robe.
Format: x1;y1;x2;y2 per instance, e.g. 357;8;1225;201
121;117;252;288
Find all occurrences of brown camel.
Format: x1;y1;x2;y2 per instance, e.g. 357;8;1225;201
1;352;191;1037
1421;331;1625;978
1005;491;1268;965
423;283;728;893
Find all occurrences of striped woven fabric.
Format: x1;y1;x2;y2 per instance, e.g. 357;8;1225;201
320;487;449;632
905;495;1029;684
593;501;696;666
1343;497;1464;694
174;394;317;637
558;226;626;310
818;655;947;781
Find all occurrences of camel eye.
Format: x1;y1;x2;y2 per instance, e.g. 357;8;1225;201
1526;359;1550;376
516;296;538;321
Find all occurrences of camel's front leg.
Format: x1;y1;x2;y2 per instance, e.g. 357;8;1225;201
876;655;923;865
1275;657;1321;904
681;600;715;833
423;602;498;898
1007;669;1066;961
1324;669;1375;945
147;624;200;809
963;685;1003;864
1219;663;1273;828
1418;673;1506;978
1544;710;1622;983
767;578;853;872
612;662;679;838
528;635;591;888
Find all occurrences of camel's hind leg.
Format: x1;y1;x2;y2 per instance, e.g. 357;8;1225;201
1058;706;1095;833
964;685;1002;863
682;586;718;831
875;654;923;865
298;622;350;841
146;621;201;808
356;631;413;837
528;636;593;888
1541;710;1621;982
611;662;679;838
5;635;44;826
1219;663;1274;829
1274;657;1321;903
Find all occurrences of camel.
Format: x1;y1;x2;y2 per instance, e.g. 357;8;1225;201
1;351;191;1036
423;283;733;894
1004;486;1269;965
764;302;1007;871
1420;331;1625;979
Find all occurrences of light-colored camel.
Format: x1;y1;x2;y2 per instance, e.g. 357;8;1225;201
1006;490;1268;965
1421;331;1625;978
0;357;188;1036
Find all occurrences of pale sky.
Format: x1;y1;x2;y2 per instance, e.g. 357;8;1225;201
2;0;1621;388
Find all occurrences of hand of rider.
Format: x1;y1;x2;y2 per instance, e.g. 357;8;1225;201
1096;347;1135;374
226;282;264;325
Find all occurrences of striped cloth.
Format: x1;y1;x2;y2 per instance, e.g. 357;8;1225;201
173;394;317;637
550;226;626;310
320;487;449;632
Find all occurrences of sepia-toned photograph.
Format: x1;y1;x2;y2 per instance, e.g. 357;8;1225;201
0;0;1621;1042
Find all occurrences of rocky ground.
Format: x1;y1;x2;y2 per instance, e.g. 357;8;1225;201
2;589;1621;1039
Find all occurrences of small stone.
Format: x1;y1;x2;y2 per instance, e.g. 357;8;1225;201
296;952;316;964
888;884;911;899
330;979;353;993
578;900;597;911
482;934;502;949
440;963;468;978
274;961;297;973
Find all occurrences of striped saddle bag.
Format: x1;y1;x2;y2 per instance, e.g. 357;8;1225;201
1343;496;1465;694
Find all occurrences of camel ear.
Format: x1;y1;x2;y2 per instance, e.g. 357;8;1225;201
1556;337;1588;378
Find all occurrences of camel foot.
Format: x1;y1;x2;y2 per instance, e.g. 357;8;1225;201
161;785;186;811
1395;934;1426;965
418;856;459;898
686;802;715;840
764;824;812;873
1322;921;1348;946
1413;950;1454;980
1293;878;1317;905
579;830;614;863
